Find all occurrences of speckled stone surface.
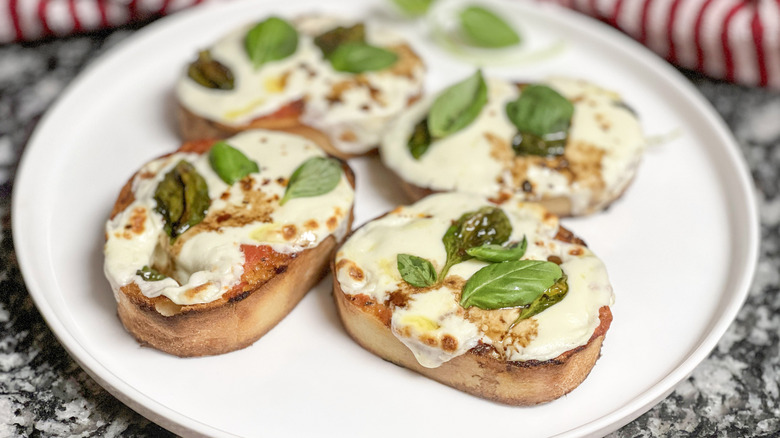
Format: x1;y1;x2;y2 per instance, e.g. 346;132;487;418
0;19;778;438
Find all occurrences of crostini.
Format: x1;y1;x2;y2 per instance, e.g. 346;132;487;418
332;192;613;405
176;15;425;159
104;130;355;357
380;71;645;216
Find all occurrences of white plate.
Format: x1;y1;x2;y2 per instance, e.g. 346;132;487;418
12;0;758;437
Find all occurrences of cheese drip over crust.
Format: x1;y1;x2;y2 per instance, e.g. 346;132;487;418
380;77;645;215
104;130;354;306
176;16;425;155
335;192;613;367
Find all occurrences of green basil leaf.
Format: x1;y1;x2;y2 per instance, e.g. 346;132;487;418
506;84;573;138
391;0;436;16
466;236;527;262
459;260;562;309
515;273;569;321
511;131;567;157
136;265;166;282
187;50;234;90
314;23;366;59
407;117;432;159
280;157;342;205
245;17;298;69
154;160;210;240
328;42;398;73
209;141;259;184
439;206;511;280
459;6;521;48
428;69;487;138
397;253;437;287
506;85;573;157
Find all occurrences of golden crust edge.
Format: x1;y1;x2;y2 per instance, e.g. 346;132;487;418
332;273;610;405
109;140;356;357
330;219;611;405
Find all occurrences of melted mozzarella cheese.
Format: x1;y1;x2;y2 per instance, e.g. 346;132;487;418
105;130;354;306
176;16;425;155
335;192;613;366
380;76;645;215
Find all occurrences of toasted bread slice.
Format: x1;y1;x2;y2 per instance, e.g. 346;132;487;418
104;130;355;357
380;76;645;217
176;15;425;160
332;192;613;404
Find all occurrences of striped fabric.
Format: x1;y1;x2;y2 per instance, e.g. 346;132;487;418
544;0;779;88
0;0;206;43
1;0;777;88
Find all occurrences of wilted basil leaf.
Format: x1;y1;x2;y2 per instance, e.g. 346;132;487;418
439;206;511;280
459;6;521;48
459;260;562;309
505;84;573;157
209;141;259;184
280;157;342;205
391;0;436;16
407;117;432;159
428;69;487;138
397;253;437;287
187;50;234;90
328;42;398;73
245;17;298;69
514;273;569;321
136;265;166;282
154;160;210;240
511;131;567;157
466;236;527;262
314;23;366;58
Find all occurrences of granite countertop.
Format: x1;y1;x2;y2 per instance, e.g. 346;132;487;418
1;17;779;438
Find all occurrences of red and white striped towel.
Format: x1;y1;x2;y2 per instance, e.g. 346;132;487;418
0;0;207;43
544;0;780;88
1;0;778;88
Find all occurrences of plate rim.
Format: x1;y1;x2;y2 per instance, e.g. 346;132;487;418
11;1;759;437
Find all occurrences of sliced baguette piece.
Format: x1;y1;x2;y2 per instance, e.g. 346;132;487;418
176;15;425;160
379;76;645;217
332;192;613;404
104;130;355;357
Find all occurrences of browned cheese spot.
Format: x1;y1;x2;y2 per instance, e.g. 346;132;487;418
421;335;438;347
276;177;288;187
304;219;319;230
122;207;147;238
504;318;539;349
441;335;459;352
184;283;212;300
485;132;514;163
547;255;563;265
326;216;338;231
569;247;584;256
339;130;357;142
282;224;297;240
387;44;422;80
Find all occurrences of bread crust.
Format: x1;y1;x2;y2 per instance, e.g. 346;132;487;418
394;168;579;218
176;102;367;160
109;138;355;357
331;224;611;405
